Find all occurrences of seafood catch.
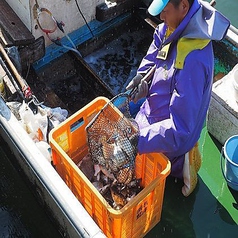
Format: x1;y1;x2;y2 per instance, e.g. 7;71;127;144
78;153;142;209
82;94;142;208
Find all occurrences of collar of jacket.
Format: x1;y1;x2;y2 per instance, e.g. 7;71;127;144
162;0;201;46
175;38;210;69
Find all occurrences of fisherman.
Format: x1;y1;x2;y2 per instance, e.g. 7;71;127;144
126;0;230;196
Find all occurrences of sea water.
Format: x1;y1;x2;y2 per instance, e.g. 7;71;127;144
0;138;61;237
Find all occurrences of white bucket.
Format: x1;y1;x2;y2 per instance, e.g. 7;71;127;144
231;64;238;103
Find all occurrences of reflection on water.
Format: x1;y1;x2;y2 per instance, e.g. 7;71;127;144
0;138;61;237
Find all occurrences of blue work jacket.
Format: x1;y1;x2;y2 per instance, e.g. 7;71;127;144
135;0;230;177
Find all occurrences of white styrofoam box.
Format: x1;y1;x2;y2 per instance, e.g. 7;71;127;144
207;64;238;145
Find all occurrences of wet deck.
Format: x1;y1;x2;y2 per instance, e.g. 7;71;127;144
25;14;153;115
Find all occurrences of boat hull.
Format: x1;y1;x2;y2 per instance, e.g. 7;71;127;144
0;97;106;238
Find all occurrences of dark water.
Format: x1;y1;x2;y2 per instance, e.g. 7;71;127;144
1;1;238;237
0;137;61;237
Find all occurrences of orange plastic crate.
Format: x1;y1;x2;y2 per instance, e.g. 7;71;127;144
49;96;171;238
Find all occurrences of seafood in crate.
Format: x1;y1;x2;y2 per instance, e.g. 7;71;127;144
77;152;142;209
49;96;171;238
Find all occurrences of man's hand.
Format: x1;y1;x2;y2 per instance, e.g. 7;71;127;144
130;80;148;103
126;74;144;91
126;74;148;103
126;66;156;103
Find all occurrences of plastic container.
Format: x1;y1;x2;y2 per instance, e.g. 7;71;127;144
0;76;5;97
49;96;171;238
0;65;6;98
221;135;238;191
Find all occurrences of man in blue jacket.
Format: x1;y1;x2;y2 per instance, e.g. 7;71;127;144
126;0;230;196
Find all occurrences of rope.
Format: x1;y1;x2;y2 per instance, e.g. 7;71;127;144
74;0;94;37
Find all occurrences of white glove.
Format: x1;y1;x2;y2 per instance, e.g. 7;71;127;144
126;66;156;103
131;80;148;103
126;74;144;91
126;74;149;103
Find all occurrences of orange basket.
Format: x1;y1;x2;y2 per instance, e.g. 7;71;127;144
49;96;171;238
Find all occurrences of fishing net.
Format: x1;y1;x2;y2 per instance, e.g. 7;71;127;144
86;93;139;184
